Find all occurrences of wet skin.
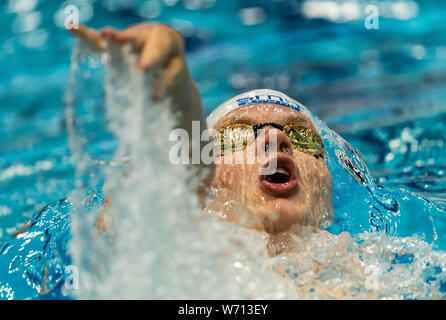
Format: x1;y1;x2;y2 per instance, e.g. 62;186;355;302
211;103;334;235
66;23;333;237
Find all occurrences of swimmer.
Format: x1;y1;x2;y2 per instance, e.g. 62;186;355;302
72;22;333;236
9;22;337;295
16;22;334;241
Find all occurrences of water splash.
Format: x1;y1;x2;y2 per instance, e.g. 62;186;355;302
66;42;301;299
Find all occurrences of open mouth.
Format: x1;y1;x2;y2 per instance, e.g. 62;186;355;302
259;155;298;196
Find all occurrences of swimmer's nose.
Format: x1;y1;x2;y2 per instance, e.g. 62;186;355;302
258;127;293;155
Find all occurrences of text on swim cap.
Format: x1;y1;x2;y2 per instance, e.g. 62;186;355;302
236;94;302;112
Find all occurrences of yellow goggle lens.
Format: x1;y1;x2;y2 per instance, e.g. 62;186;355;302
214;124;255;154
213;123;324;156
283;124;324;154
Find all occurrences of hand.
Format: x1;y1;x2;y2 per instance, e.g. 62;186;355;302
69;24;107;51
70;23;189;102
69;23;213;201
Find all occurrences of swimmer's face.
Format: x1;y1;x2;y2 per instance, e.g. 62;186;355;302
211;103;333;234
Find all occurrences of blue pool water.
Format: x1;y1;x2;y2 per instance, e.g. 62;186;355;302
1;0;446;299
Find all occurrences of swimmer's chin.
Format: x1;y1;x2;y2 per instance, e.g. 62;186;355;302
245;205;313;235
206;190;318;235
261;213;302;235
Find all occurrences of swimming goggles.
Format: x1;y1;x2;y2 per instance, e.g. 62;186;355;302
214;123;325;157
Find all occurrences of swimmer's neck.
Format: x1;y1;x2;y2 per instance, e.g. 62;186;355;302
265;227;335;256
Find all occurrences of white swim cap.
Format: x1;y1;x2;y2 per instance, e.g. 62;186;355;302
206;89;314;129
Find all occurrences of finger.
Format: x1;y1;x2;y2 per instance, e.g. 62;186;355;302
95;197;111;234
12;219;31;238
152;55;185;101
137;27;175;70
161;55;185;91
100;27;129;43
68;23;91;35
152;69;164;102
70;24;106;50
101;27;138;43
100;26;116;38
101;27;147;53
68;23;84;36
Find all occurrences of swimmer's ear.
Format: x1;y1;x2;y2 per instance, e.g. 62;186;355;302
69;24;106;51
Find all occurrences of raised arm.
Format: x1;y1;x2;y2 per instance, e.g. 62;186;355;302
71;23;205;129
70;23;214;202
